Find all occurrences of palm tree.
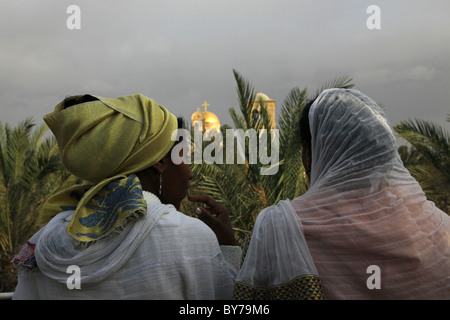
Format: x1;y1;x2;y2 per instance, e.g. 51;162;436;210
0;118;67;291
395;117;450;213
182;70;355;245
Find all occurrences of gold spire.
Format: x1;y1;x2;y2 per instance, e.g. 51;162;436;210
192;101;220;132
202;101;210;112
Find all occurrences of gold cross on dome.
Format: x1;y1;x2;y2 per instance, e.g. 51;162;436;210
202;101;210;112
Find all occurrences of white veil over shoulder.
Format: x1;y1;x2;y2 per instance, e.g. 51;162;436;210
291;89;450;299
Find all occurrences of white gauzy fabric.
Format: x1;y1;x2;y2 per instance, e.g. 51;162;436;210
13;191;241;299
235;200;319;287
291;88;450;299
308;88;409;190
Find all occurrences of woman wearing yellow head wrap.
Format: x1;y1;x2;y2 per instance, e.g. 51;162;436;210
13;94;241;300
39;93;180;241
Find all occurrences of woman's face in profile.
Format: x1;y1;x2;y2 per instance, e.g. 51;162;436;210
160;144;193;210
137;140;193;210
302;142;311;181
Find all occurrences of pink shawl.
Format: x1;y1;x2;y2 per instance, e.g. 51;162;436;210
291;89;449;299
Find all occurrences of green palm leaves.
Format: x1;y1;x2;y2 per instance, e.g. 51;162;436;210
0;118;69;291
182;71;355;244
395;117;450;212
0;118;66;255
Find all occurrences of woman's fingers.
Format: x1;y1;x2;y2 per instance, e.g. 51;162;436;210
188;195;225;216
188;195;237;246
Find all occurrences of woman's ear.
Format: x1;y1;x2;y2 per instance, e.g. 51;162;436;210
136;158;167;193
152;160;165;175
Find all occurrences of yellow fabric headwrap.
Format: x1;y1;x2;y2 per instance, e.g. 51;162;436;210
39;94;178;242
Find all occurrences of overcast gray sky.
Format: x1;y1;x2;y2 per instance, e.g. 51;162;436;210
1;0;449;133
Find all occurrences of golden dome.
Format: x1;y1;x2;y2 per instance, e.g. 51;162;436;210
191;108;204;122
204;111;219;123
204;111;220;131
191;101;221;132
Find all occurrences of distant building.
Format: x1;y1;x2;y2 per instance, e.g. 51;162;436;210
190;92;276;132
252;92;276;129
191;101;221;132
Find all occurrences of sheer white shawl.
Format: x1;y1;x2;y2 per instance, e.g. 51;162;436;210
234;200;324;299
292;89;450;299
13;192;240;299
236;89;449;300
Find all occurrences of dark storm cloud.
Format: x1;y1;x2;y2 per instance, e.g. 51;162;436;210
0;0;449;131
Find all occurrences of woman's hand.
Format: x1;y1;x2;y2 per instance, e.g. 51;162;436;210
187;195;237;246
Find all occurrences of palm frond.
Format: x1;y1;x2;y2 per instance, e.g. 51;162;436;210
228;108;246;130
395;119;450;178
232;69;256;130
395;118;450;212
312;75;355;99
0;119;65;255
